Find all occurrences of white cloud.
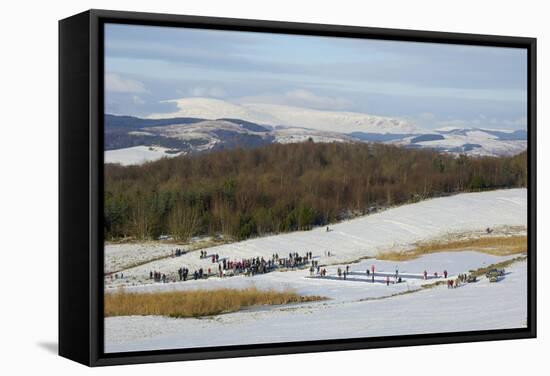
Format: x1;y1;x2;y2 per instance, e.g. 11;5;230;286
284;89;352;109
188;87;226;98
237;89;352;111
132;95;145;105
105;73;147;93
434;116;526;132
437;119;469;128
503;116;527;127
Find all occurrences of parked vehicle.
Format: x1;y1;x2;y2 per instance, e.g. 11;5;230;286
485;268;505;278
486;268;505;282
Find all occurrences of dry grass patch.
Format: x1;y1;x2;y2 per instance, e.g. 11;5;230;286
105;287;326;318
378;235;527;261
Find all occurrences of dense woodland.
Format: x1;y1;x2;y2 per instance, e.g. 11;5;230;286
104;142;527;241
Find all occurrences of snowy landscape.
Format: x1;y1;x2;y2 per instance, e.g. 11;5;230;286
104;189;527;353
103;23;529;353
104;102;527;166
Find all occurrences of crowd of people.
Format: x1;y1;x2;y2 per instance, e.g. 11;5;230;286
109;249;482;295
108;272;124;281
448;273;469;288
150;270;166;283
220;256;271;276
152;266;212;282
145;249;320;284
142;247;477;291
172;248;186;257
177;267;190;281
311;264;472;288
309;261;323;276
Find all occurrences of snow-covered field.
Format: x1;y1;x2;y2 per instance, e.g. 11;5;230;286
105;242;183;274
105;256;527;353
105;189;526;288
105;236;223;275
104;145;185;166
104;189;528;353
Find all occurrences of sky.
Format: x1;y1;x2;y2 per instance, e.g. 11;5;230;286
104;23;528;131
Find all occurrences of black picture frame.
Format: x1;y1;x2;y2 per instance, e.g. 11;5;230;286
59;9;537;367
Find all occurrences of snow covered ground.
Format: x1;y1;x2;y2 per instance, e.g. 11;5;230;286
105;242;183;274
104;189;528;353
104;146;185;166
105;189;526;288
110;251;519;303
105;257;527;353
105;236;223;275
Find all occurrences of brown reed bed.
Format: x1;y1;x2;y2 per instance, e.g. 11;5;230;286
105;287;326;318
378;235;527;261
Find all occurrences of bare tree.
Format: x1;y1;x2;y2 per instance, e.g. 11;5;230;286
168;202;202;242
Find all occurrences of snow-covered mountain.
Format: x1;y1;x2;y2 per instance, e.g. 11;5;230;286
390;127;527;157
104;114;355;164
104;113;527;165
148;98;416;134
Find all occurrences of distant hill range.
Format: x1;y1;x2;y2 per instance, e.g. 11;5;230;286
104;113;527;165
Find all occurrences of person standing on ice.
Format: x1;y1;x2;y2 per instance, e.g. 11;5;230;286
444;270;448;279
386;276;390;286
423;270;428;280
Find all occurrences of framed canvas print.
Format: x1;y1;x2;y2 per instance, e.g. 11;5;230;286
59;9;537;366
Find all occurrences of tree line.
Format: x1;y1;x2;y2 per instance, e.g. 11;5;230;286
104;141;527;241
